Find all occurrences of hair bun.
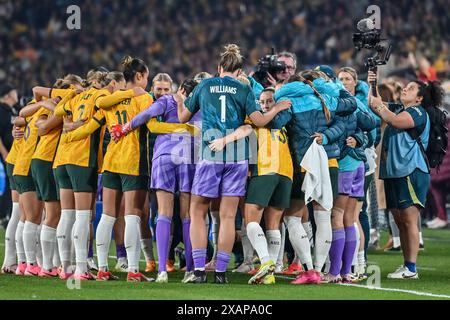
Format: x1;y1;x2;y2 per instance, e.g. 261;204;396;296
121;55;134;67
222;44;241;58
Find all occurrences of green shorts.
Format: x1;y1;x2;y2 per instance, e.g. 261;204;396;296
102;171;148;192
291;167;339;201
245;174;292;209
54;164;98;193
384;169;430;210
6;163;16;191
31;159;59;201
14;174;36;195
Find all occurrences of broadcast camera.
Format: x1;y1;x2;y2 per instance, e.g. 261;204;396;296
353;18;392;95
252;48;286;88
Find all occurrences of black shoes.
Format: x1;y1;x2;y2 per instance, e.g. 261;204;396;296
214;272;228;284
186;270;207;283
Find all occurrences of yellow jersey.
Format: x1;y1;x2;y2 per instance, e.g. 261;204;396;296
251;126;294;180
52;87;109;169
5;139;24;165
100;94;153;176
31;89;75;163
13;108;50;176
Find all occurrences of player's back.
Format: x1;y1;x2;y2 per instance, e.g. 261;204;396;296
193;76;255;135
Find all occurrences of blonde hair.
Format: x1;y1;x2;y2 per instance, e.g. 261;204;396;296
236;75;250;86
152;73;173;86
86;70;108;88
53;74;85;89
104;71;125;86
194;72;213;82
338;67;358;81
219;44;243;72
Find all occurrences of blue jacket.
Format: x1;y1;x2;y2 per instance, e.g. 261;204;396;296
272;78;357;166
356;80;381;147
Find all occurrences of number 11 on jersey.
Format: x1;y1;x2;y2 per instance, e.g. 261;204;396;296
219;95;226;123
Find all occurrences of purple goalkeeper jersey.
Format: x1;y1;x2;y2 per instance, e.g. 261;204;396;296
130;94;201;162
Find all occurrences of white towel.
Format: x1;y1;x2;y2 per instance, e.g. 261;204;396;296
300;139;333;211
364;146;377;176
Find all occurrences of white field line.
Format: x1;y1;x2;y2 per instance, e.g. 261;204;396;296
275;275;450;299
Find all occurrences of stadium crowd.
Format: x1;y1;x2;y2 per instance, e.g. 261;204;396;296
0;0;449;96
0;1;449;285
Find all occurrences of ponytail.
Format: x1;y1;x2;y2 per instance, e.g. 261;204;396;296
414;80;444;110
298;70;332;123
121;55;148;83
219;44;243;72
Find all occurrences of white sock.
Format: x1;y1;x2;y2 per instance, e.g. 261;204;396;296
96;214;116;271
40;225;57;271
15;221;26;263
23;221;39;264
125;215;141;273
240;221;254;264
419;232;424;246
276;223;286;267
210;210;220;260
3;202;20;267
324;255;331;274
352;222;360;267
246;222;270;265
266;229;282;263
53;240;61;268
302;221;314;248
357;250;365;270
73;210;91;274
393;236;401;248
284;216;313;271
313;210;332;271
141;238;154;262
35;223;43;267
57;209;76;272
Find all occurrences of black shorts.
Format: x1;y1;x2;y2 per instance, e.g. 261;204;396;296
54;164;98;193
31;159;59;201
102;171;148;192
291;167;339;201
245;174;292;209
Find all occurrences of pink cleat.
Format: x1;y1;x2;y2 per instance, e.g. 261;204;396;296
59;271;74;280
24;263;41;276
291;269;321;285
73;271;96;281
15;262;27;275
39;268;59;278
282;262;303;275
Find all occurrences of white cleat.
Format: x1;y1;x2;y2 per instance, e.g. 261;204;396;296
232;261;254;273
114;257;128;273
428;218;448;229
181;271;194;283
155;271;168;283
87;258;98;271
274;263;284;274
387;266;419;279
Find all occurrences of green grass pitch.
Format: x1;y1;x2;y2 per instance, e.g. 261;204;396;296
0;228;449;300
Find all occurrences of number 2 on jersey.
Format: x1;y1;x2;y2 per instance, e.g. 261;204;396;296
219;95;226;123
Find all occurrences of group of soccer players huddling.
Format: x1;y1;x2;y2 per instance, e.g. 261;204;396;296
1;43;382;285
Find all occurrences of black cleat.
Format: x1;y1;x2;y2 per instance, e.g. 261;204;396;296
185;270;207;283
214;272;228;284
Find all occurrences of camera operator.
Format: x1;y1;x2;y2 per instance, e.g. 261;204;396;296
368;70;444;280
271;52;297;86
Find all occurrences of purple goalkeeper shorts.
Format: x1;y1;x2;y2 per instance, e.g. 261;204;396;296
338;163;365;198
190;159;248;198
150;155;196;193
